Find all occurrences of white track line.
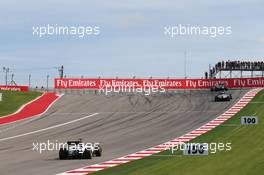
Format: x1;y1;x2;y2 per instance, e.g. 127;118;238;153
0;113;98;142
56;88;263;175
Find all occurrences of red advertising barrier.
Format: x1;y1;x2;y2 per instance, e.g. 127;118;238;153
0;86;28;92
54;78;264;89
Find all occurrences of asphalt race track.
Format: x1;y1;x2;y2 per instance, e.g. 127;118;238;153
0;90;247;175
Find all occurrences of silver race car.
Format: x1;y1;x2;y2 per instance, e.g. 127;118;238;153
215;92;232;102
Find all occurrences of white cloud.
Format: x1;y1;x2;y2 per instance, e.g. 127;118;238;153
117;14;147;29
256;37;264;43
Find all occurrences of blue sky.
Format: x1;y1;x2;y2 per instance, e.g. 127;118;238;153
0;0;264;87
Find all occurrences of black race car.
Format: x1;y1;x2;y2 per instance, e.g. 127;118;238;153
59;139;102;160
211;83;228;91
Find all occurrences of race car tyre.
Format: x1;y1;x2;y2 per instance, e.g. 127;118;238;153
95;147;102;157
215;97;218;102
83;149;92;159
59;148;68;160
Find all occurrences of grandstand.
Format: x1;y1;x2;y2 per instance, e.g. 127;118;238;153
205;60;264;79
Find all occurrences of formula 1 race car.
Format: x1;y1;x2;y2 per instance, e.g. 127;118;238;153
59;139;102;159
215;92;232;102
210;83;228;91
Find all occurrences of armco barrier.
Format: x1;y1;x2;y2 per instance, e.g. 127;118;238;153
57;88;263;175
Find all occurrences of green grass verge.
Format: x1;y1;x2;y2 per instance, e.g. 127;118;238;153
0;90;41;117
93;90;264;175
